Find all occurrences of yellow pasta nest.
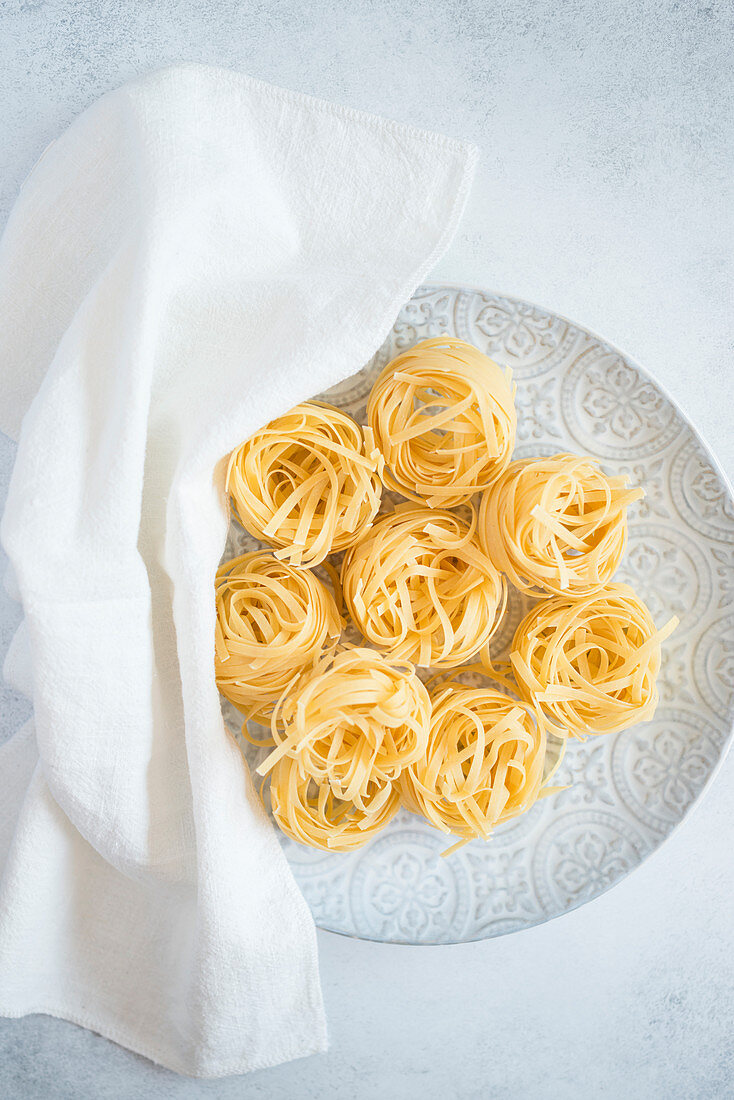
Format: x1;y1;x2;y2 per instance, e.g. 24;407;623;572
341;505;507;668
399;684;546;841
367;337;516;507
269;757;400;852
217;340;679;856
226;401;383;567
258;647;431;806
510;583;678;737
480;453;644;597
215;551;341;721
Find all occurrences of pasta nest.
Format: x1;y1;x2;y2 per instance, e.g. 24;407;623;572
480;453;644;597
399;684;546;841
510;583;678;737
366;337;516;507
341;505;507;667
226;401;383;567
269;756;400;852
215;551;341;721
258;647;431;808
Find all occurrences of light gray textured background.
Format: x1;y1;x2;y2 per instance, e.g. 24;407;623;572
0;1;732;1097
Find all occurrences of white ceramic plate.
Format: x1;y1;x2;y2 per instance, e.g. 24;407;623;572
222;283;734;944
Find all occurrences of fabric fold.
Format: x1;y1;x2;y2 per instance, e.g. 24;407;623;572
0;63;476;1076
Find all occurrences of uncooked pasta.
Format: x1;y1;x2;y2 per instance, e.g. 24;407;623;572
226;401;383;567
367;337;516;507
215;551;341;721
510;583;677;737
257;647;431;807
480;453;644;597
216;336;679;858
341;505;507;667
399;683;547;841
269;756;400;852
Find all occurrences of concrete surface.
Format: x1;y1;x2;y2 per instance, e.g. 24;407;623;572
0;1;732;1097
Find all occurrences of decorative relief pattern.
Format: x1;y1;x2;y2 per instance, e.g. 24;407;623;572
457;292;584;378
466;848;540;934
611;711;725;832
561;346;682;458
391;287;457;349
614;459;670;519
222;285;734;944
349;828;471;943
551;739;615;810
514;376;561;442
533;811;650;913
670;437;734;543
694;614;734;715
614;523;712;631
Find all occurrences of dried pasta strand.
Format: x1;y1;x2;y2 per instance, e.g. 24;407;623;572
480;453;644;597
510;582;678;737
217;347;679;860
269;757;400;852
399;684;547;843
258;647;430;824
227;401;383;567
215;551;341;722
367;337;516;507
341;504;507;668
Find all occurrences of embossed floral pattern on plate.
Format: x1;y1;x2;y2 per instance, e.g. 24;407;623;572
223;285;734;944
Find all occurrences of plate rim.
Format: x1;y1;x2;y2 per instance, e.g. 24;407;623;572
305;281;734;945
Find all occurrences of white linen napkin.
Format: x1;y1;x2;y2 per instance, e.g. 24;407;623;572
0;63;476;1076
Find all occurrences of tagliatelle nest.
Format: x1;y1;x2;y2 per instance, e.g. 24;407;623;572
480;453;644;597
215;552;341;721
215;336;678;858
226;401;383;567
510;583;678;737
269;757;400;852
399;684;547;842
366;337;517;507
341;505;507;668
257;647;431;806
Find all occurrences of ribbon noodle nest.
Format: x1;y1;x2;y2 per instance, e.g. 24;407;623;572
227;401;383;567
341;505;507;667
510;583;678;737
367;337;516;507
256;648;431;850
269;757;400;853
480;453;644;597
215;338;679;856
399;684;546;841
215;551;341;721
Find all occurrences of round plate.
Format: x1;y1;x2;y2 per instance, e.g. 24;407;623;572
221;284;734;944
